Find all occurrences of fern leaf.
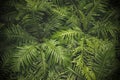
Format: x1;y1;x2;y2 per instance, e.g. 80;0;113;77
52;28;83;43
52;7;69;17
41;40;69;66
89;21;118;39
4;24;36;44
11;43;39;72
93;42;118;80
25;0;51;11
73;54;96;80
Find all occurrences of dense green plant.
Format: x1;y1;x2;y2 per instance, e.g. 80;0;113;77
0;0;120;80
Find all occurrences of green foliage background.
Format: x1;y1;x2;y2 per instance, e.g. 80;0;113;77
0;0;120;80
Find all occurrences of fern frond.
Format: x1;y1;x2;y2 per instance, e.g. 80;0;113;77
66;15;80;26
93;42;118;80
25;0;51;11
1;48;15;68
11;42;40;72
4;24;36;44
67;67;84;79
89;21;118;39
52;6;69;17
52;28;83;43
46;69;68;80
31;51;48;80
41;40;69;66
73;54;96;80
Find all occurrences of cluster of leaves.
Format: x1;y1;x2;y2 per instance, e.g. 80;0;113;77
0;0;120;80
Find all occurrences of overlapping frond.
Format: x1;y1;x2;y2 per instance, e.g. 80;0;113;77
73;54;96;80
89;21;118;39
25;0;52;11
4;24;36;44
11;42;40;72
41;40;69;66
52;6;69;17
93;42;118;80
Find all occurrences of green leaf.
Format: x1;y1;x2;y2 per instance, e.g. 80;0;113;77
52;28;83;43
4;24;36;44
89;21;118;39
11;43;40;72
41;40;70;66
93;42;118;80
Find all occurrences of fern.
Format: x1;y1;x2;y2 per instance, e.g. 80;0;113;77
52;28;83;43
93;42;118;80
25;0;51;11
4;24;36;44
41;40;69;66
52;6;69;17
89;21;118;39
73;54;96;80
11;42;40;72
0;0;119;80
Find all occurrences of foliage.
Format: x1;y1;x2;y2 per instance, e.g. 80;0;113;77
0;0;119;80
